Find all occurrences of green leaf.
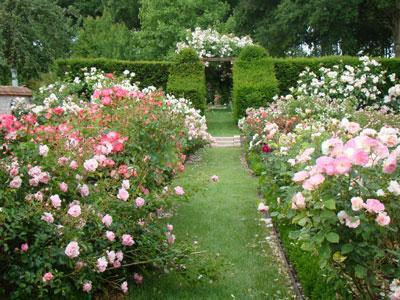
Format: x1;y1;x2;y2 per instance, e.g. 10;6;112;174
355;265;367;278
323;199;336;210
325;232;339;243
341;244;354;255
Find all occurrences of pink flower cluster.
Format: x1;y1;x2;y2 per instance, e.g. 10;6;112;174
96;131;127;155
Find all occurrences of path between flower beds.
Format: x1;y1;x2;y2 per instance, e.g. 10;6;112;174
132;147;296;299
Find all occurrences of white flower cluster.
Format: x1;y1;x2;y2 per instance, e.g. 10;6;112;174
176;27;253;58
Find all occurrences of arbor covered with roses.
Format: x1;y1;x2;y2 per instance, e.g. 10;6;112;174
0;70;211;298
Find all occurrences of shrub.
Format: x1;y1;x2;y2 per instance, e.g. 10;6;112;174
232;54;278;120
238;45;268;61
55;58;172;90
167;49;206;113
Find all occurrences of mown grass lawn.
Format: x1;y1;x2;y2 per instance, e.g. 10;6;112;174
131;148;293;299
205;109;240;137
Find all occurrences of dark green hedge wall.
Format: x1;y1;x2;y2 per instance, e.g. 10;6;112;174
167;49;206;113
0;65;10;85
232;56;278;120
55;58;172;90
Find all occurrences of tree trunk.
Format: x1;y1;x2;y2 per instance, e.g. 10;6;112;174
395;0;400;57
10;67;18;87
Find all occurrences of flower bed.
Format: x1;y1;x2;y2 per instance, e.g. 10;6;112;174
0;70;210;298
240;57;400;299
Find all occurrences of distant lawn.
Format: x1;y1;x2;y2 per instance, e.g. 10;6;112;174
205;109;240;136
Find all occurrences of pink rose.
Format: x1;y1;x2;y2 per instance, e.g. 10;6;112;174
121;234;135;246
83;158;99;172
69;160;78;170
351;197;364;211
101;96;112;106
333;157;352;174
20;243;29;252
135;197;145;208
9;176;22;188
106;250;116;263
39;145;49;157
102;214;113;227
65;241;80;258
291;192;306;210
59;182;68;192
80;184;89;197
134;273;143;284
345;217;360;228
383;152;397;174
376;212;391;226
50;194;62;208
113;260;121;268
337;210;349;224
68;204;81;217
57;156;69;166
116;250;123;262
364;199;385;213
42;272;54;282
121;281;128;294
174;186;184;196
167;224;174;232
105;231;115;241
41;212;54;223
211;175;219;182
292;171;309;182
97;256;108;272
82;281;92;293
34;191;44;201
117;188;129;201
257;202;269;213
122;179;130;189
167;233;176;245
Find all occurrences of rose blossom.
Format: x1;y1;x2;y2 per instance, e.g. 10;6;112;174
134;273;143;284
117;188;129;201
376;212;391;226
68;204;81;217
257;202;269;213
174;186;184;195
20;243;29;252
39;145;49;157
121;234;135;246
102;214;113;227
80;184;89;197
82;281;92;293
292;171;309;182
59;182;68;192
50;194;62;208
9;176;22;188
69;160;78;170
83;158;99;172
121;281;128;293
97;256;108;272
34;191;44;201
42;272;54;282
106;231;115;241
65;241;80;258
351;197;364;211
363;199;385;213
41;212;54;223
116;250;123;262
167;233;176;244
135;197;145;208
388;180;400;196
167;224;174;232
345;217;360;228
291;192;306;210
122;179;130;189
383;152;397;174
211;175;219;182
106;250;116;263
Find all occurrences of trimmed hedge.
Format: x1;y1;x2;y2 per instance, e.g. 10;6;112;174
273;56;400;95
55;58;172;89
0;65;10;85
167;49;206;113
232;54;278;120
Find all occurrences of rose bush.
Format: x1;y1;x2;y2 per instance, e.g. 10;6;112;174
0;70;211;298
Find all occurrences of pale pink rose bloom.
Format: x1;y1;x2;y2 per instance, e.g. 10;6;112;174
337;210;349;224
83;158;99;172
29;177;39;186
97;256;108;272
42;272;54;282
296;147;315;163
68;204;81;217
291;192;306;210
211;175;219;182
257;202;269;213
106;231;115;241
69;160;78;170
116;250;123;262
28;166;42;177
363;199;385;213
167;233;176;245
122;179;130;189
21;243;29;252
57;156;69;166
376;212;391;226
321;137;343;155
292;171;309;182
121;234;135;246
121;281;128;294
372;142;389;160
9;167;19;177
106;250;116;263
135;197;145;208
65;241;80;258
50;194;62;208
59;182;68;192
333;157;352;174
34;191;44;201
9;176;22;188
167;224;174;232
174;186;184;195
383;152;397;174
316;156;335;174
113;260;121;268
309;174;325;186
117;188;129;201
345;217;360;228
39;145;49;157
80;184;89;197
346;122;361;134
134;273;143;284
41;212;54;223
38;172;50;184
102;214;113;227
351;197;364;211
388;180;400;196
82;281;92;293
302;179;315;191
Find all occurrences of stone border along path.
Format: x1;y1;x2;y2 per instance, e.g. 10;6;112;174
211;135;241;147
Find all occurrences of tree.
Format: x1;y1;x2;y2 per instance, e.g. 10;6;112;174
0;0;73;85
72;10;135;60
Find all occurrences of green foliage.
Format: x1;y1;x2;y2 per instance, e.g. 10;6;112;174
237;45;268;61
232;55;278;120
72;10;135;60
55;58;172;89
167;50;206;112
